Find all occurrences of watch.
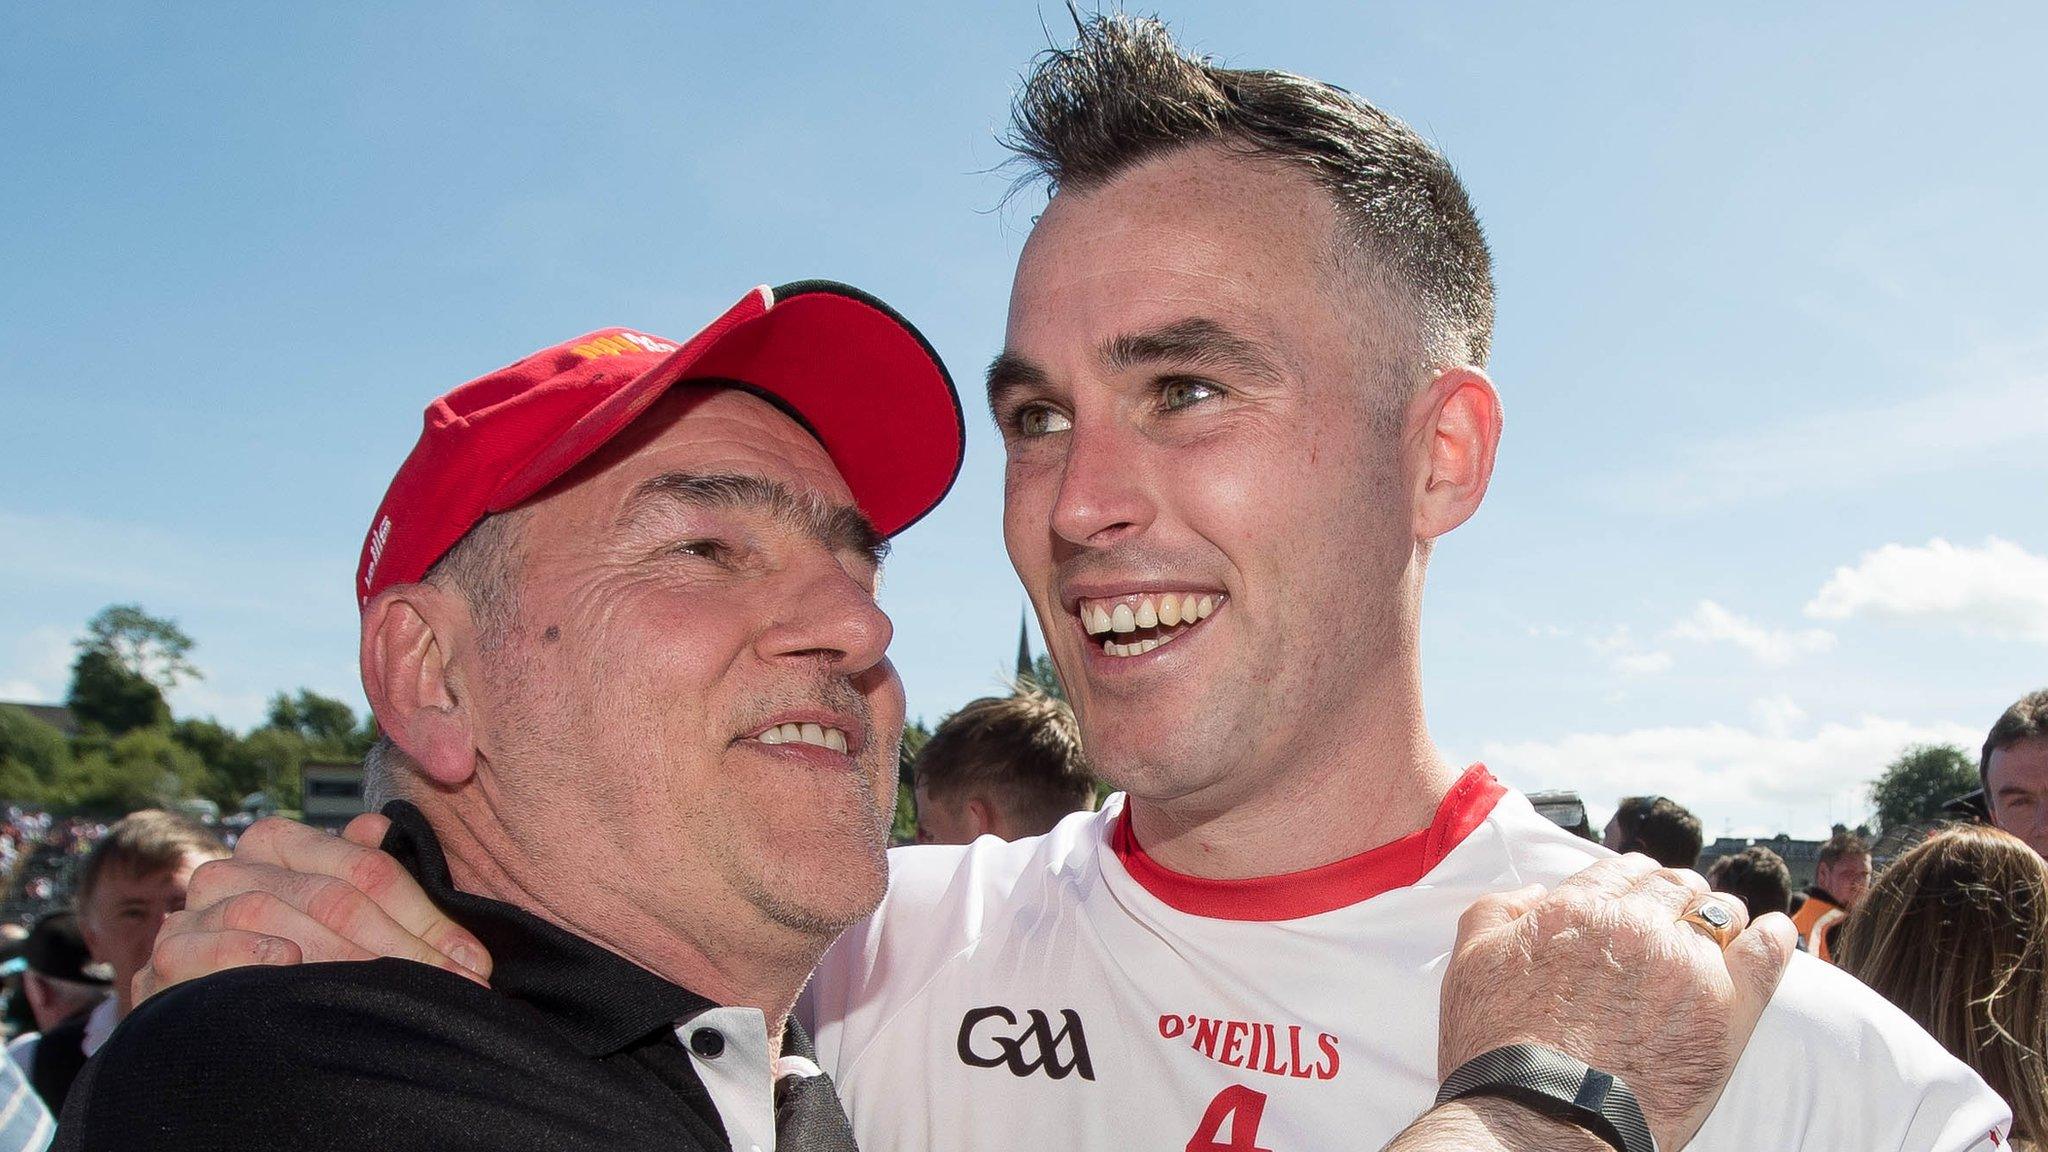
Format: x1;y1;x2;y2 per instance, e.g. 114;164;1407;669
1435;1044;1656;1152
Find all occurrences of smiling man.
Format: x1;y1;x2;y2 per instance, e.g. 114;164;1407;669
798;16;2003;1152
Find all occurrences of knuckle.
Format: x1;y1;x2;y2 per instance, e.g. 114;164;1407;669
219;890;286;933
341;850;404;902
303;876;373;932
241;817;294;855
185;857;243;903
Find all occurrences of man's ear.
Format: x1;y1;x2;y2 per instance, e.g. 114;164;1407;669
1407;366;1503;543
360;583;481;788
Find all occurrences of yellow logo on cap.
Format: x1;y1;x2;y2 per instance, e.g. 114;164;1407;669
569;331;679;360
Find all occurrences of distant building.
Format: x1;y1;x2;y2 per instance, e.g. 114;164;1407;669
300;760;367;830
1699;834;1824;888
0;702;78;738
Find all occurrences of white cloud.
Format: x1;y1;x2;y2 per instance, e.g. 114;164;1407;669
1483;713;1981;839
1806;536;2048;642
1666;600;1835;666
1580;626;1673;678
1750;694;1806;737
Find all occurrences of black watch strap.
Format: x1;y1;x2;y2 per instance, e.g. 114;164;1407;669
1435;1044;1656;1152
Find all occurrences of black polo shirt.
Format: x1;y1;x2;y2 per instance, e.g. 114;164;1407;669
53;801;858;1152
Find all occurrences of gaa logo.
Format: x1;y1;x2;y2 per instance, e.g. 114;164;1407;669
956;1006;1095;1081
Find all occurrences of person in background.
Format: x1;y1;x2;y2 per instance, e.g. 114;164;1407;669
42;812;225;1114
1837;825;2048;1149
1792;831;1871;963
912;690;1095;844
1707;846;1793;920
1604;795;1705;870
5;913;109;1099
1984;689;2048;859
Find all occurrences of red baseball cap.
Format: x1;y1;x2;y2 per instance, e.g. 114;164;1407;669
356;279;963;608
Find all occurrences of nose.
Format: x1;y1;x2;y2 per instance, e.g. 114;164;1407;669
1046;417;1155;549
756;552;894;675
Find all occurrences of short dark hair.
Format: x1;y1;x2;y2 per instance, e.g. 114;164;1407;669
1984;688;2048;787
1614;796;1703;869
1708;846;1793;919
914;692;1094;837
1819;830;1872;869
1005;12;1494;372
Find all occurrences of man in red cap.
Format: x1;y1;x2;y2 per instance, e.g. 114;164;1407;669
54;282;964;1151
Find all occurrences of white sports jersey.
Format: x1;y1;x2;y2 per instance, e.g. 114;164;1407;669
804;766;2010;1150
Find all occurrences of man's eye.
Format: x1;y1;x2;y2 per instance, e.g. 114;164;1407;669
1160;378;1221;411
1016;405;1073;437
672;540;729;562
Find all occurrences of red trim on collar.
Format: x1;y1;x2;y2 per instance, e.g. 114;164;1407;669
1110;765;1508;922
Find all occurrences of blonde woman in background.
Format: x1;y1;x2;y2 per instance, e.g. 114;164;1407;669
1839;825;2048;1148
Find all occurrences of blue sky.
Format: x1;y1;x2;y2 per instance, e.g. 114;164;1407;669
4;2;2042;838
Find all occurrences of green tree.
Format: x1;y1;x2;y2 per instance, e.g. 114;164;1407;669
265;689;361;748
60;728;211;812
0;705;71;803
1871;743;1979;832
79;603;201;688
220;726;311;809
892;718;934;843
66;648;170;735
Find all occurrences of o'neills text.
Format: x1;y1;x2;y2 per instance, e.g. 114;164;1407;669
1158;1014;1339;1080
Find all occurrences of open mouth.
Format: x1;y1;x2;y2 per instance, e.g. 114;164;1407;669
1076;591;1224;658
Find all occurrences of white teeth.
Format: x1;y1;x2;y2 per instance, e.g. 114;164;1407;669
1138;638;1158;653
1079;593;1223;649
757;723;849;751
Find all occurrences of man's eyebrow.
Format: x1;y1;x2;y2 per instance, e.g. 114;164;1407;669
1100;317;1284;384
984;350;1053;418
625;471;889;565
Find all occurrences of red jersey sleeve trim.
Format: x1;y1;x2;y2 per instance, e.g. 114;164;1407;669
1109;764;1508;922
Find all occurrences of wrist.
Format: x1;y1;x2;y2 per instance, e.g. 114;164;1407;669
1391;1098;1610;1152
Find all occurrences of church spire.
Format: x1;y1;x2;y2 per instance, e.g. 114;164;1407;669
1016;605;1034;682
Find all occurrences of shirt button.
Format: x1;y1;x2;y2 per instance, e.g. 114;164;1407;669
690;1028;726;1059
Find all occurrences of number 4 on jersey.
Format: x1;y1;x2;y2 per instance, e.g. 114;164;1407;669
1187;1085;1273;1152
